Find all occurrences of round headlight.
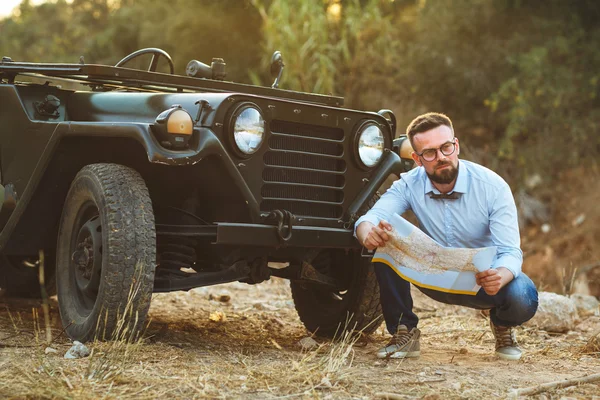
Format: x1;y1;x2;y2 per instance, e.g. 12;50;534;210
357;123;384;167
232;106;265;155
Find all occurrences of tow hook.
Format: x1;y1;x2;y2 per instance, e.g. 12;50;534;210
263;209;294;243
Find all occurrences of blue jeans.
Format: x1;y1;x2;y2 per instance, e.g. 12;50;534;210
373;262;539;334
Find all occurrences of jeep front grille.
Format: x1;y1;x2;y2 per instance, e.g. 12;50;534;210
261;120;345;219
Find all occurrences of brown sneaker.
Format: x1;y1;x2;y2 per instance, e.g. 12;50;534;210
377;325;420;359
490;320;522;361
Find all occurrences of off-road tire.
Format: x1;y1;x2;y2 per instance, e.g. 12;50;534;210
0;253;56;298
56;163;156;342
290;194;383;338
291;250;382;337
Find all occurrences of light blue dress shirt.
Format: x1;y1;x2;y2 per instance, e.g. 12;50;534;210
355;159;523;278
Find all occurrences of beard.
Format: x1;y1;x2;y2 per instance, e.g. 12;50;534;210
426;161;458;184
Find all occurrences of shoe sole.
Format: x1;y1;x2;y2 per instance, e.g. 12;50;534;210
496;352;522;361
377;350;420;359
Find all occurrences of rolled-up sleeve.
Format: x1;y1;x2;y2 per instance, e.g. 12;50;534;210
354;179;411;237
489;183;523;278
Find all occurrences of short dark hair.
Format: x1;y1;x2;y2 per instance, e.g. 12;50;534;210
406;112;453;149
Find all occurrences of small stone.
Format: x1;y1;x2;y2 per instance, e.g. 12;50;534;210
44;347;58;354
297;336;319;350
64;341;91;359
459;348;468;354
218;295;231;303
435;370;443;375
451;382;462;390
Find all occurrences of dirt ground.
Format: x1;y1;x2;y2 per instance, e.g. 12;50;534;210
0;166;599;399
0;278;598;400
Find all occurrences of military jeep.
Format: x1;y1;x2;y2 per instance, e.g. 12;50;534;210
0;48;413;342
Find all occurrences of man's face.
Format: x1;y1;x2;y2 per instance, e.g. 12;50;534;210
411;125;460;185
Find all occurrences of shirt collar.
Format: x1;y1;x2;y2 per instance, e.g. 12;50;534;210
424;160;468;195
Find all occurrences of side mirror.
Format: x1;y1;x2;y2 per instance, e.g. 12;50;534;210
270;51;284;88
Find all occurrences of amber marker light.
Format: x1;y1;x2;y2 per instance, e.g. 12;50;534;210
166;109;193;135
392;135;416;172
153;104;194;149
399;137;414;159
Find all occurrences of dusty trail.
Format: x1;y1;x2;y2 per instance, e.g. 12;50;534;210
1;277;598;399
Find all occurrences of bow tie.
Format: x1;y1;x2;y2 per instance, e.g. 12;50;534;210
429;192;459;200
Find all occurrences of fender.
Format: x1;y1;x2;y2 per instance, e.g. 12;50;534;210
0;120;262;251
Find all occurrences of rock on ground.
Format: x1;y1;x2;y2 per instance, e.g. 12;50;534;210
570;294;599;317
64;341;91;359
526;292;579;333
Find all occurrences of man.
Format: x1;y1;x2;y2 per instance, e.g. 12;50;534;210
355;112;538;361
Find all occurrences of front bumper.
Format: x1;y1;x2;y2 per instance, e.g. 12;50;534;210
156;222;360;249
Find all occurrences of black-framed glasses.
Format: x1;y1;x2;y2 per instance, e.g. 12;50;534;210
415;139;457;162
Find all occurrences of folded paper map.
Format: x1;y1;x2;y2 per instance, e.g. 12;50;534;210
372;213;497;295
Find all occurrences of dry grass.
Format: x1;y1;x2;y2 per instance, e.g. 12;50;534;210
0;262;152;399
186;317;368;398
580;330;600;357
1;279;599;399
275;321;363;394
86;267;148;384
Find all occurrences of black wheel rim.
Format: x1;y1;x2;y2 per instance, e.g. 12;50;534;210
69;200;103;315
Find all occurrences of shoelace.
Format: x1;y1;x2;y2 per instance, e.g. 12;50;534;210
493;325;517;348
389;329;413;347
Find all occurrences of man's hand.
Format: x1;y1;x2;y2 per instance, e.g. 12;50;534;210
356;220;393;250
475;267;514;296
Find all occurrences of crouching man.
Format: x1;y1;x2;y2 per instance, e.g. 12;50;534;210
355;112;538;361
